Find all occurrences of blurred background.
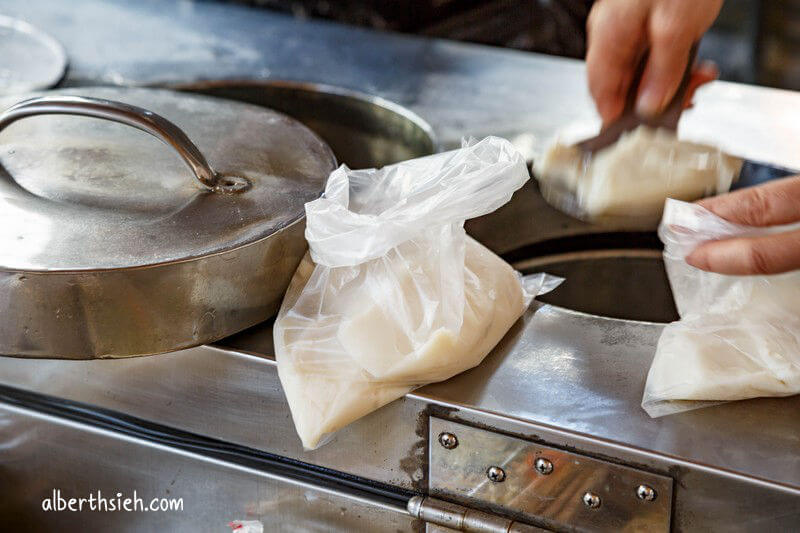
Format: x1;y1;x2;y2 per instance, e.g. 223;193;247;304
223;0;800;90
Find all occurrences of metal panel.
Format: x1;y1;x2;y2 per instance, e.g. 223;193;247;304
1;313;800;529
0;402;417;532
0;345;425;490
416;304;800;490
425;405;800;532
429;419;671;532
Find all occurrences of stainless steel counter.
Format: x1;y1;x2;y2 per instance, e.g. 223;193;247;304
2;0;800;530
0;403;416;532
0;303;798;530
3;0;800;169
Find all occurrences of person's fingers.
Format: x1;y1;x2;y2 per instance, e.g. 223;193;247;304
686;229;800;275
635;13;694;116
697;176;800;227
586;0;648;125
636;0;723;116
681;61;718;110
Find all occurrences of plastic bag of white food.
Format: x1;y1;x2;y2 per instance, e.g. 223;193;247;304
274;137;562;449
643;198;800;417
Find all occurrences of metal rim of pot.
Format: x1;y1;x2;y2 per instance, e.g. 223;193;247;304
167;78;440;156
0;15;68;95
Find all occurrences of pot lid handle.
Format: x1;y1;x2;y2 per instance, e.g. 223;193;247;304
0;95;250;192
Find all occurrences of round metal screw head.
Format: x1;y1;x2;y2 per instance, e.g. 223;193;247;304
636;484;657;502
534;457;553;475
438;432;458;450
582;492;601;509
486;466;506;483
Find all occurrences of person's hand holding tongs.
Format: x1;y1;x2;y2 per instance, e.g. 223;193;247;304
585;1;800;276
581;0;720;152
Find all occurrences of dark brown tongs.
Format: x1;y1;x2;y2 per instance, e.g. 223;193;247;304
577;44;699;154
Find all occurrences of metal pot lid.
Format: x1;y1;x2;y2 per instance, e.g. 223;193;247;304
0;87;336;271
0;16;67;95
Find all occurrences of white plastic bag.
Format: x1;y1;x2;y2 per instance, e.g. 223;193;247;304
643;198;800;417
274;137;561;449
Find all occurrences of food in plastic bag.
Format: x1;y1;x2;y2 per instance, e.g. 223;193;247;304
274;137;562;449
642;198;800;417
534;126;741;227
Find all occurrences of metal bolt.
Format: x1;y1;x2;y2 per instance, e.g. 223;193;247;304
486;466;506;483
582;492;601;509
636;485;657;502
534;457;553;475
438;432;458;450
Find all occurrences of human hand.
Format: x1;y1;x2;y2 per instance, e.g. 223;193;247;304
686;176;800;275
586;0;723;126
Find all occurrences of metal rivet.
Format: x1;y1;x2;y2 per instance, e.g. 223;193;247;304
636;484;657;502
213;174;251;193
534;457;553;475
486;466;506;483
582;492;601;509
438;432;458;450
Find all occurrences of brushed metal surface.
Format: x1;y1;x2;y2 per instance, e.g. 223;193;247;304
429;418;672;532
0;86;336;358
417;304;800;491
423;400;800;532
6;0;800;170
0;402;416;532
0;221;306;358
0;15;66;95
0;345;426;490
172;80;438;169
0;328;799;529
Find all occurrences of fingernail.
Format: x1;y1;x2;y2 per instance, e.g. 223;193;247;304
636;86;663;117
685;250;709;271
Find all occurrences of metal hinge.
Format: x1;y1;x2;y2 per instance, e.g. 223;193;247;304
408;495;548;533
428;418;672;532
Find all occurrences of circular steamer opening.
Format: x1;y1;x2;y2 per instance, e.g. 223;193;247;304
171;80;437;168
507;235;679;323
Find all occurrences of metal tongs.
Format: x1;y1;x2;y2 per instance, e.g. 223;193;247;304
577;44;699;154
